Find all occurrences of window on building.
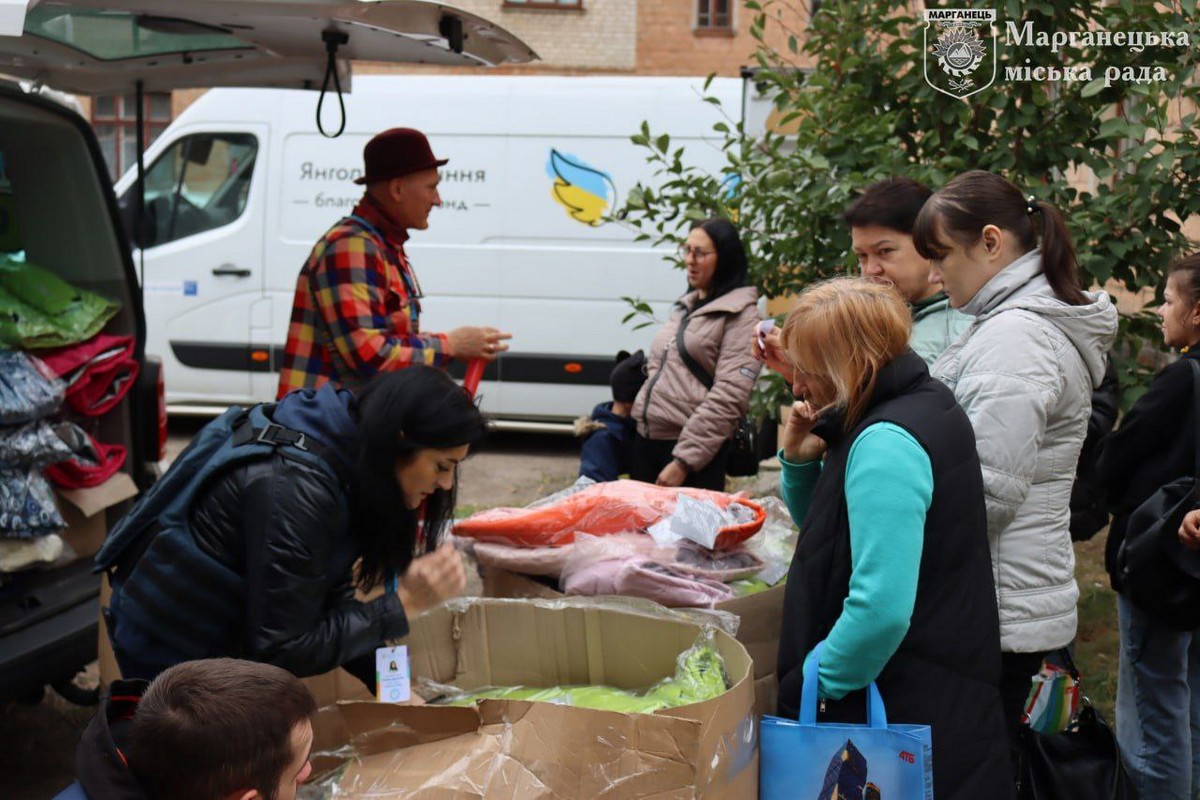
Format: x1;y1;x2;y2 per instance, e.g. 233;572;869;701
696;0;733;30
503;0;582;8
92;92;171;181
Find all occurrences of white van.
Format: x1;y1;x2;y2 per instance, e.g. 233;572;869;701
115;75;749;427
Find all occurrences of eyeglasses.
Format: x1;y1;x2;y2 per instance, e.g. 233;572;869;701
678;245;716;259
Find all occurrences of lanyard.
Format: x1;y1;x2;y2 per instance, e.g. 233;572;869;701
383;499;428;599
348;214;422;331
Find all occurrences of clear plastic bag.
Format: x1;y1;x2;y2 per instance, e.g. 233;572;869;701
742;495;799;586
0;466;66;539
0;350;64;424
0;421;75;468
453;479;765;550
428;628;731;715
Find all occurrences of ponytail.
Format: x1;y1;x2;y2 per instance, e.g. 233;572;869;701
1034;200;1087;305
912;170;1089;306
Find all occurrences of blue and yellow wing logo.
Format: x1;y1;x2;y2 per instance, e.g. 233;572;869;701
546;149;617;227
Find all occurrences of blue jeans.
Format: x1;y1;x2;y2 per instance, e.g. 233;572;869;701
1117;592;1200;799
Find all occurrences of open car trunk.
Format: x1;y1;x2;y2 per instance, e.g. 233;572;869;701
0;0;533;705
0;0;537;94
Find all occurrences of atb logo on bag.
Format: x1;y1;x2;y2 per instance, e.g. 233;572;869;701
923;9;997;100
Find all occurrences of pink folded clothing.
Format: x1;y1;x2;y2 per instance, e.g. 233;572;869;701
562;558;735;608
39;334;139;417
472;540;576;578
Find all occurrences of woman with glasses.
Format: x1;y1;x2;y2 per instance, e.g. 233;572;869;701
629;218;762;489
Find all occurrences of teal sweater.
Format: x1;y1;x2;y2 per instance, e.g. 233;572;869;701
780;422;934;699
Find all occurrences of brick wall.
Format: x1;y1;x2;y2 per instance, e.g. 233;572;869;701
447;0;636;70
637;0;811;76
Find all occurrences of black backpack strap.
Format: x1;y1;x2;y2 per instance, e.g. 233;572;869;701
675;308;715;390
232;406;352;489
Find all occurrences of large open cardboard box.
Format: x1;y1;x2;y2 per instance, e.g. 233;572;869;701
309;598;758;799
482;566;784;717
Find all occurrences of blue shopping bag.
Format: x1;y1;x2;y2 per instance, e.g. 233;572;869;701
761;643;934;800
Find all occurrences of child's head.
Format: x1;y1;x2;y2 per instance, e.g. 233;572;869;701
610;350;647;406
1161;254;1200;350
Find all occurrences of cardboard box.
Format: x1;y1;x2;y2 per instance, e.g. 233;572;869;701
481;566;786;683
56;472;138;560
98;573;121;687
311;599;758;799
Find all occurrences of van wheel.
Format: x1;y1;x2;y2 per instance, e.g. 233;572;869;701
52;678;100;707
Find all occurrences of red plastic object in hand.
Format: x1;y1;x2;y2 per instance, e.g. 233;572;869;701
463;359;486;399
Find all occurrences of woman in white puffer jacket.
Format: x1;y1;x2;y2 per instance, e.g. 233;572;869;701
911;171;1118;748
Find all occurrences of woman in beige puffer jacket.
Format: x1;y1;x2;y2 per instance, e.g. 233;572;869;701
630;218;762;490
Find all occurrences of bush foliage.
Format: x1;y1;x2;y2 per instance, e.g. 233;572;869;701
618;0;1200;409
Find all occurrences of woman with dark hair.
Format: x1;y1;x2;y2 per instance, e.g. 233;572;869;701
102;366;487;684
1098;254;1200;799
911;170;1118;746
630;217;762;489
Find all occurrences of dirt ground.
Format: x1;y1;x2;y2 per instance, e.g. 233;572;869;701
0;425;585;799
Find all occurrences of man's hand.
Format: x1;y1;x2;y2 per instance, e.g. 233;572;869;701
448;326;512;362
656;459;688;487
1180;509;1200;551
396;543;466;615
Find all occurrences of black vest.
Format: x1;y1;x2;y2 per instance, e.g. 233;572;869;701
776;351;1012;799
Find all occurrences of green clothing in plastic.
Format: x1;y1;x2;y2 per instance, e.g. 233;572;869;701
0;260;120;349
441;635;730;714
909;291;972;366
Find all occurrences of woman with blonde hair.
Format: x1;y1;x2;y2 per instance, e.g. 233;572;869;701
763;278;1012;799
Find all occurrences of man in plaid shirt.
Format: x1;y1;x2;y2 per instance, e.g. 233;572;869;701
277;128;510;397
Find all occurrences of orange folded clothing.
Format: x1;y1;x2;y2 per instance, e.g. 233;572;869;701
452;479;765;550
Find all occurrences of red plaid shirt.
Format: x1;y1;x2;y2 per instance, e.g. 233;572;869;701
277;196;451;398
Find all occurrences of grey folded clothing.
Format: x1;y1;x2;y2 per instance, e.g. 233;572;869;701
0;421;76;468
672;542;764;581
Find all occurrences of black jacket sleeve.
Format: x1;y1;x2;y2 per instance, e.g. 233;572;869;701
193;456;408;677
1098;356;1197;516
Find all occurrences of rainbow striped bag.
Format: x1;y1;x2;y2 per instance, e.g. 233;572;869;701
1022;662;1081;735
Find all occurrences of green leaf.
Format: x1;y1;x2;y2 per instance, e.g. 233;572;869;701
1081;78;1107;98
1098;117;1128;139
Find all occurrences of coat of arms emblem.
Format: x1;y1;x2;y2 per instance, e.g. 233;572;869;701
924;9;997;100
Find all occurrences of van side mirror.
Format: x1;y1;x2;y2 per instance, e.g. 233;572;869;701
122;193;161;250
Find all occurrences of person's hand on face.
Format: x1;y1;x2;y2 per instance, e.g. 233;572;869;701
448;326;512;362
1180;509;1200;552
397;543;467;615
655;459;688;487
780;398;826;464
780;370;830;463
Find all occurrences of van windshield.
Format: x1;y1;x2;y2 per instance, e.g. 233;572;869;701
24;6;251;61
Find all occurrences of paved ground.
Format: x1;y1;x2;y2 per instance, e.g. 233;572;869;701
0;423;582;799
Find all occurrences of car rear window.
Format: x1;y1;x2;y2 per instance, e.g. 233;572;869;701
23;6;251;61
